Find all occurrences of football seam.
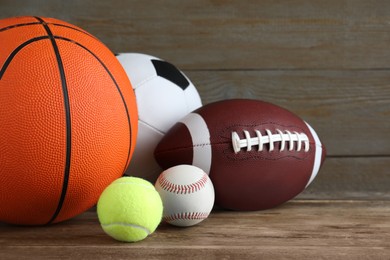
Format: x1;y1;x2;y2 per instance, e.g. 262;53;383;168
155;140;315;159
154;142;213;157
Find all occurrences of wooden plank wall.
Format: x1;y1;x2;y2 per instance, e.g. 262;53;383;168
1;0;389;200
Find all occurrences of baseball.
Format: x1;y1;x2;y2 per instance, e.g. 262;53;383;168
155;165;215;227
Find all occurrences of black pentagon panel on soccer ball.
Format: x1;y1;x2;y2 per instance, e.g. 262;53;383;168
151;59;190;90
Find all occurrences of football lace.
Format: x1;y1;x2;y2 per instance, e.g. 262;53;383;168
232;129;310;154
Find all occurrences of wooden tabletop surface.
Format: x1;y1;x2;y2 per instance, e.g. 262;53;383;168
1;200;389;259
1;1;390;259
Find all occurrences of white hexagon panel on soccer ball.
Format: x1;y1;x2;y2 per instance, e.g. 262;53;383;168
117;53;202;182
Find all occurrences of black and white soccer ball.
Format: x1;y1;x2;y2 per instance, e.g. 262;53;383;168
116;53;202;182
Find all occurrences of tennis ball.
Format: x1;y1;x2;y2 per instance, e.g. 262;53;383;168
97;177;163;242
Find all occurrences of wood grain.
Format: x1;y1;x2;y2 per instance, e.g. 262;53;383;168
1;1;389;258
186;70;390;157
0;200;389;259
300;157;390;200
2;0;390;70
1;2;389;157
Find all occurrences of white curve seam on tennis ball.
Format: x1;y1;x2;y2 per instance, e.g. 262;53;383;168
101;222;151;235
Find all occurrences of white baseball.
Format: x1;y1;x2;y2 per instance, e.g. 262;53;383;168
155;165;215;227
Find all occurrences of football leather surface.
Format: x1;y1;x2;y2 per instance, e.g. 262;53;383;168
154;99;326;211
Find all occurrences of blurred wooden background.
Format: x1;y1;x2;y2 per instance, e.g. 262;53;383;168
1;0;389;259
1;0;389;200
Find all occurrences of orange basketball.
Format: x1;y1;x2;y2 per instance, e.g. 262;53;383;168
0;16;138;225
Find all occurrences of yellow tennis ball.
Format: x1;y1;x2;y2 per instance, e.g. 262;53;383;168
97;177;163;242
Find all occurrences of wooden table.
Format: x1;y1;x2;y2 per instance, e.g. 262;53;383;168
1;1;389;259
1;200;389;259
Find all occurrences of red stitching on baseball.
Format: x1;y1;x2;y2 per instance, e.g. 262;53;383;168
158;171;208;194
163;212;209;222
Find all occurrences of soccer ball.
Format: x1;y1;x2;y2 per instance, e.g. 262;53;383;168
116;53;202;182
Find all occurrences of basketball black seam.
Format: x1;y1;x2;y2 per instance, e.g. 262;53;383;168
34;16;72;225
55;36;133;175
0;36;50;80
0;18;100;49
0;21;41;32
0;17;130;224
50;23;99;41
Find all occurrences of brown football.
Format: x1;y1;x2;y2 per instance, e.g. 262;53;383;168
154;99;326;211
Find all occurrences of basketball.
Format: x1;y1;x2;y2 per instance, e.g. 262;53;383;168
0;16;138;225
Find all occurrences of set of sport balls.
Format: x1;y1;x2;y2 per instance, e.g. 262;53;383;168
0;17;326;242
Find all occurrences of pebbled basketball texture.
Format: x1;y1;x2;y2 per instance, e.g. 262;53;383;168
0;16;138;225
155;99;326;211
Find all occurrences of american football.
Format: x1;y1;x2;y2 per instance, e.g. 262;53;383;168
154;99;326;211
